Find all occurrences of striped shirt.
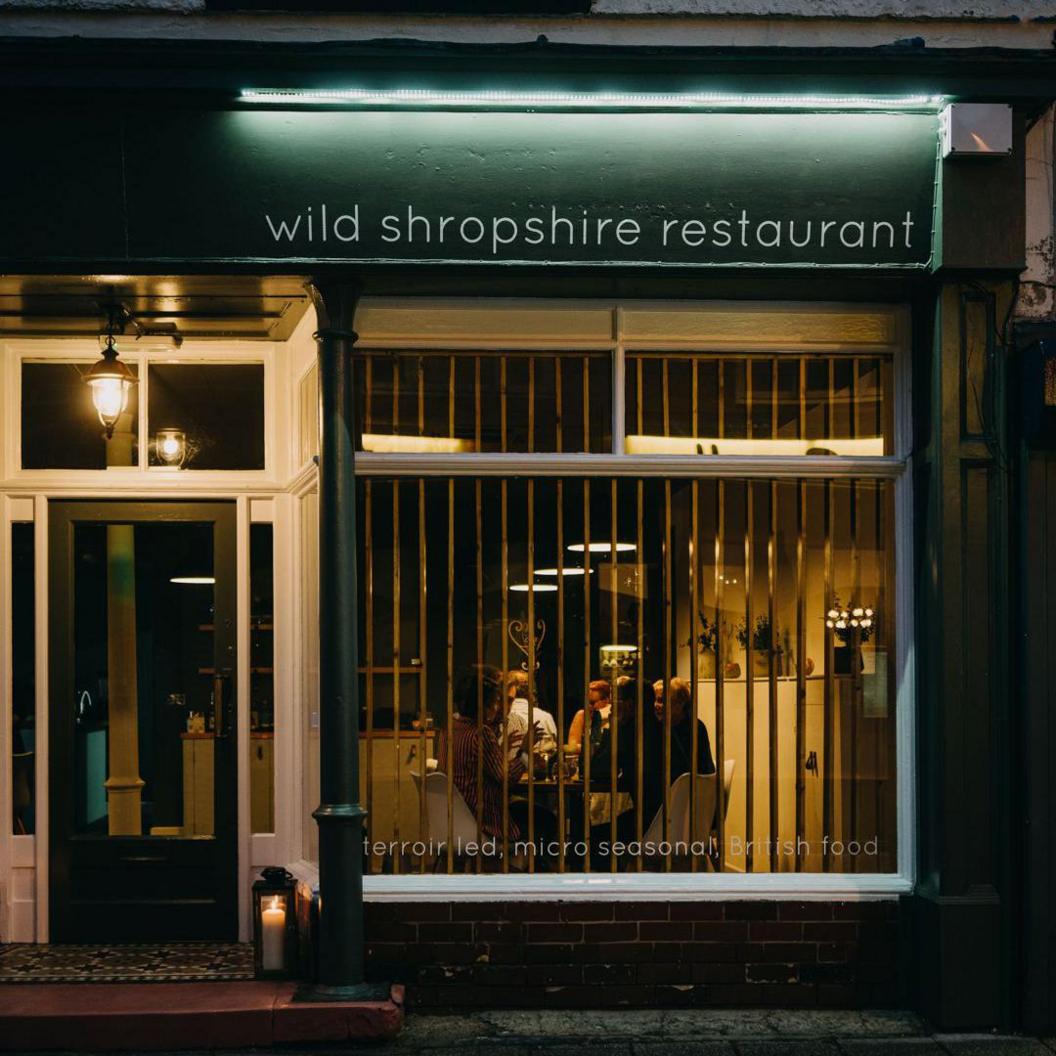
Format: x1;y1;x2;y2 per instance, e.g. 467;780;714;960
438;716;527;839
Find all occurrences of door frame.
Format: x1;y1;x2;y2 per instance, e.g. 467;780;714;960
47;499;239;941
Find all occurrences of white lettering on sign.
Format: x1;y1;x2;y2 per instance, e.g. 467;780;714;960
263;203;918;258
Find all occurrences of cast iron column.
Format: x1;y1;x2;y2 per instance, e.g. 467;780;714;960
307;279;372;997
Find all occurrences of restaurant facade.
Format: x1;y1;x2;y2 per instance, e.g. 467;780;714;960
1;6;1055;1036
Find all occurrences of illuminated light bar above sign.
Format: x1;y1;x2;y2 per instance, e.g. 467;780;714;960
239;88;944;112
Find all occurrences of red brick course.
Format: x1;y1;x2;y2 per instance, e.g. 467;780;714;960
363;899;900;1010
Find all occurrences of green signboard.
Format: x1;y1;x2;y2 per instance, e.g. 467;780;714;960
3;107;937;269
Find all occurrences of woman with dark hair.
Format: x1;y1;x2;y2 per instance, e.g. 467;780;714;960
438;664;527;840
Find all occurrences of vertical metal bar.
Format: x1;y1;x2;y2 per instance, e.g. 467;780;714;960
555;355;563;455
583;354;590;452
391;479;402;874
636;357;643;436
768;480;778;873
365;355;373;434
635;478;645;869
446;477;454;873
527;478;537;871
690;478;699;871
771;356;779;438
500;356;508;453
501;479;510;871
692;355;700;439
582;479;592;872
744;481;754;874
475;478;484;866
715;480;726;872
365;482;375;859
718;357;726;440
850;476;861;869
663;479;673;870
528;356;536;454
746;358;754;439
446;358;455;873
823;480;834;873
417;360;427;872
662;357;671;437
795;480;807;872
475;356;482;452
556;478;566;873
418;477;427;873
823;358;835;873
609;478;619;871
392;351;400;436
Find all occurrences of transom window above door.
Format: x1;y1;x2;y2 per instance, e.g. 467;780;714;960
19;358;266;472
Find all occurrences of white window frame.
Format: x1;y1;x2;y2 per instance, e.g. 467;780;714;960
2;339;280;490
308;297;916;900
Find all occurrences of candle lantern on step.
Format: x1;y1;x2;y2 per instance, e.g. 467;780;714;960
252;866;297;979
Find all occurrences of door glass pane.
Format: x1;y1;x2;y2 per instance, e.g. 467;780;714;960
72;522;218;838
12;523;35;835
249;523;275;834
22;361;139;469
148;364;265;470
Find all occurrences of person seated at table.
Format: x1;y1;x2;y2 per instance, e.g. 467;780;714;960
586;676;644;855
567;679;612;755
438;664;527;840
504;669;558;760
644;677;716;822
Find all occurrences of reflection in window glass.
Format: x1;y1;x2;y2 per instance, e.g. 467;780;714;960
72;522;216;837
21;361;139;469
12;524;35;834
354;351;612;453
355;475;897;875
625;352;893;456
148;364;265;470
250;523;275;834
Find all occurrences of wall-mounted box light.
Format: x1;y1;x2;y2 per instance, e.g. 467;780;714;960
941;103;1012;158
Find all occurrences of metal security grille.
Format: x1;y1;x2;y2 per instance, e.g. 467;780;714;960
624;352;893;456
352;350;613;454
356;474;896;876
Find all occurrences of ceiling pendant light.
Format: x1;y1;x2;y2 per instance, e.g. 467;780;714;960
85;306;136;440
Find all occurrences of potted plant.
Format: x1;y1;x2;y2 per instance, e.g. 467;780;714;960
825;601;874;675
736;615;779;678
695;612;719;679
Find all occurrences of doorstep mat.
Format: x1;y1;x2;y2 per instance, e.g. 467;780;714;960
0;942;255;983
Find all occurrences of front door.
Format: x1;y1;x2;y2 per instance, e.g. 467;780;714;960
49;501;237;941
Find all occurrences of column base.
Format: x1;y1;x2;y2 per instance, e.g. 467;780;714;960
293;981;392;1003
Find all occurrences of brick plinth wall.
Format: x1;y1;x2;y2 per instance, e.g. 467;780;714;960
364;900;900;1010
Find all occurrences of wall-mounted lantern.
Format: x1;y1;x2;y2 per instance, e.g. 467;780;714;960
155;427;187;467
85;307;135;440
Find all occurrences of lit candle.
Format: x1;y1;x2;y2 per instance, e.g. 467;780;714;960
261;896;285;972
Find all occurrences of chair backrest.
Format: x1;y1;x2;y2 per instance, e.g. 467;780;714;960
411;769;479;850
721;758;735;821
643;770;719;848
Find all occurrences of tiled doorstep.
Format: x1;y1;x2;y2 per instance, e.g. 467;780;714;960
0;980;404;1051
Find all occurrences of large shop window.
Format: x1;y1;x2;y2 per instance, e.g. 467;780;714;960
346;336;901;878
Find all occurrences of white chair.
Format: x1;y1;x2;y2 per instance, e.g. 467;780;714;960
410;769;480;871
642;759;736;869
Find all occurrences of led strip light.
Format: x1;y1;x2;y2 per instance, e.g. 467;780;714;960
240;88;943;111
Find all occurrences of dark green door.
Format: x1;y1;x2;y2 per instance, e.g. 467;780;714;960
49;501;238;941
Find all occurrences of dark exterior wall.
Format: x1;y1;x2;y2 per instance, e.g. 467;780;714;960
907;280;1017;1030
363;900;900;1010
